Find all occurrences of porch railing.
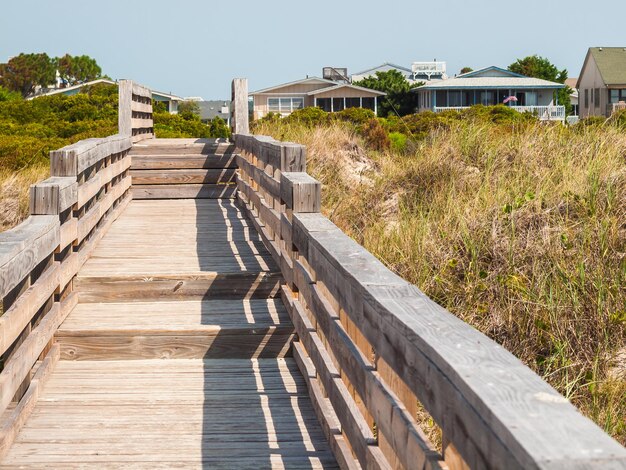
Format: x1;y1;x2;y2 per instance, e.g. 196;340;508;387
609;102;626;115
434;105;566;120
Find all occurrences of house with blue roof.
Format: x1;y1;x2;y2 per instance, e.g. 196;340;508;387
413;66;566;121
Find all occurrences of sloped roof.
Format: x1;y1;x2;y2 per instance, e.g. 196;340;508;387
353;62;412;76
457;66;526;78
250;77;337;95
415;65;564;90
30;79;184;101
197;100;231;121
30;79;116;98
307;83;386;96
589;47;626;85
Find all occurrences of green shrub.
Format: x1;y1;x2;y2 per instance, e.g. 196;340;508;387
285;107;329;127
209;116;231;139
389;132;407;153
333;107;376;126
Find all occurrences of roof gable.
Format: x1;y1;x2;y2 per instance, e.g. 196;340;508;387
251;77;337;94
353;62;412;76
459;66;526;78
588;47;626;85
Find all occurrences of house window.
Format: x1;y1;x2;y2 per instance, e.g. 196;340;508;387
610;89;626;103
267;97;304;114
268;98;280;113
595;88;600;108
346;97;361;108
317;98;331;112
585;89;589;108
479;91;494;106
361;97;375;111
332;98;344;112
449;91;462;107
436;90;447;107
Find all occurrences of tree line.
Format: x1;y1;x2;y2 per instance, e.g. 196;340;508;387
0;53;103;97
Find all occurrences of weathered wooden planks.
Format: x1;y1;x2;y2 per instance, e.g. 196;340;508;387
29;177;77;215
0;359;338;469
0;216;59;299
56;299;294;360
130;168;236;185
131;154;237;169
131;184;236;199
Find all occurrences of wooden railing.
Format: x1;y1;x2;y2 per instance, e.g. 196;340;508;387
231;80;626;470
0;80;150;457
118;80;154;142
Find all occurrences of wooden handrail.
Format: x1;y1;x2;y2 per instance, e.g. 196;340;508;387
231;120;626;468
0;79;153;456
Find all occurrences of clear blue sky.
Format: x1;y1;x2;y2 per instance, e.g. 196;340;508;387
1;0;625;99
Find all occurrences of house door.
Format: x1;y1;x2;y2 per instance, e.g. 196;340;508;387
515;92;526;106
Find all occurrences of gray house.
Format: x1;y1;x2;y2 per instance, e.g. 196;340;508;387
577;47;626;117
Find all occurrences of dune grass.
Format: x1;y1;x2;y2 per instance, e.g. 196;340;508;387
253;117;626;444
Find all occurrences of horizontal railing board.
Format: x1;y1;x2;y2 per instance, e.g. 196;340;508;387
281;288;388;470
131;155;237;170
293;212;626;469
77;155;131;208
131;101;152;113
0;343;60;460
0;292;77;418
0;216;59;299
0;262;59;355
51;135;132;176
292;259;444;470
291;342;361;470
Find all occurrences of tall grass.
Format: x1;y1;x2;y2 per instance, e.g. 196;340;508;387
254;118;626;444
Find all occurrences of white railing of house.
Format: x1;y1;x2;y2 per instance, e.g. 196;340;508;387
610;102;626;115
434;105;566;120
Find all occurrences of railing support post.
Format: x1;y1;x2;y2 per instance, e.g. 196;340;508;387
118;80;132;137
231;78;249;135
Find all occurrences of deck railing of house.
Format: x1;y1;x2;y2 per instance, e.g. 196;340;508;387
609;102;626;115
434;105;566;120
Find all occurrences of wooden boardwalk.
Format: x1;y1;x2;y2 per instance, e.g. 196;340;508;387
0;141;338;468
2;81;625;470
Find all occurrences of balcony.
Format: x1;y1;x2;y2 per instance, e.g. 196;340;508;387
434;105;566;121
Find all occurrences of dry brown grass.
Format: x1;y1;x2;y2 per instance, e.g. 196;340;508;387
0;163;49;232
254;118;626;444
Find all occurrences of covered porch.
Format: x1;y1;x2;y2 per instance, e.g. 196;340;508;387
309;84;384;115
419;88;565;121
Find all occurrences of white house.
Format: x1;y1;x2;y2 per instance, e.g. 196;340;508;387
413;66;566;121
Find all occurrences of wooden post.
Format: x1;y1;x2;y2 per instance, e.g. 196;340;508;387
118;80;132;137
231;78;249;135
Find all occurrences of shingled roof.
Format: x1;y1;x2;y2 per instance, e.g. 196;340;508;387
586;47;626;86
